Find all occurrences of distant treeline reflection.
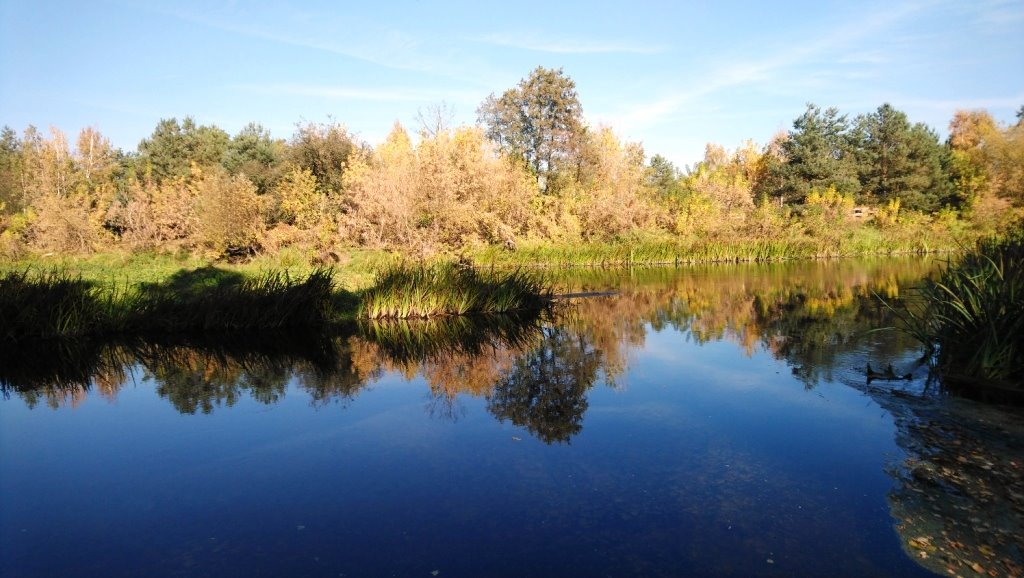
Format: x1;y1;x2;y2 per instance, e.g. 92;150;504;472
2;259;934;442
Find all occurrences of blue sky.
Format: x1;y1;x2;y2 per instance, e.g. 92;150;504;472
2;0;1022;167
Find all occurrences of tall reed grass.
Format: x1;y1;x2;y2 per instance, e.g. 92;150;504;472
472;235;949;269
0;271;107;340
126;268;337;332
1;268;339;340
896;232;1023;392
358;263;552;319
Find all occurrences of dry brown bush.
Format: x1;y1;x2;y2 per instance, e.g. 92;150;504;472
27;192;96;253
194;169;265;256
109;177;197;251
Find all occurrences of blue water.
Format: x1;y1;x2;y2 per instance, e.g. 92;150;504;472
0;261;941;577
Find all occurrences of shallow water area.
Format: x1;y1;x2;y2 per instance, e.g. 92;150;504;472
2;258;1020;577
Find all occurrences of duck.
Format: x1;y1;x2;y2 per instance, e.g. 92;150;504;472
866;362;912;381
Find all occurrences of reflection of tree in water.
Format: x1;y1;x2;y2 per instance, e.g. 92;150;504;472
556;259;934;390
0;339;129;409
1;259;939;443
751;285;921;388
145;349;288;414
487;327;601;444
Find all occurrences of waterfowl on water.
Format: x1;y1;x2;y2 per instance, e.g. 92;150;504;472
866;362;913;381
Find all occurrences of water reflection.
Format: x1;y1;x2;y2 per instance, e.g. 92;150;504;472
5;257;1022;576
488;326;601;443
2;259;933;425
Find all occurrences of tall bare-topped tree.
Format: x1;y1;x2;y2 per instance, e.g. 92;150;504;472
478;66;585;193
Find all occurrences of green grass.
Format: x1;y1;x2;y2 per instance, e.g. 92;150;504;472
0;248;398;293
2;261;553;343
358;263;552;319
893;231;1023;393
470;233;955;269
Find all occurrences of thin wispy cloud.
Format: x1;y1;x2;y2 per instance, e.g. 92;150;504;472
898;93;1024;111
233;83;480;104
137;1;500;86
474;33;665;54
971;0;1024;25
608;2;926;131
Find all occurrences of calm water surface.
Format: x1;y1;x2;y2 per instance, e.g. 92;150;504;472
3;259;1018;577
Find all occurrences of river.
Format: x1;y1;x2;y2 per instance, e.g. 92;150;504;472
2;258;1021;577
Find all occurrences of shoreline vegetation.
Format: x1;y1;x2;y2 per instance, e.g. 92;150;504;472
0;264;553;341
2;68;1021;272
891;231;1023;397
2;66;1022;398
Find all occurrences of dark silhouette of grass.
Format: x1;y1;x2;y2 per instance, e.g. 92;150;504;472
1;267;340;341
2;264;550;349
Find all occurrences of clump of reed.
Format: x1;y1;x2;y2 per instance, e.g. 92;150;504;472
0;270;109;340
0;267;339;340
126;268;337;332
470;236;941;269
358;263;552;319
898;231;1023;392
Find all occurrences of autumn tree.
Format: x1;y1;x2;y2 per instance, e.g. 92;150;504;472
275;166;322;230
990;110;1024;204
751;132;788;204
340;123;419;248
111;176;197;250
947;109;1024;208
193;169;265;257
573;127;655;239
0;127;24;216
478;66;585;193
287;120;359;196
17;127;99;252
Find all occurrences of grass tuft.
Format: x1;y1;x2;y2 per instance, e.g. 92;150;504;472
0;270;106;340
893;231;1023;392
358;263;552;319
1;267;339;340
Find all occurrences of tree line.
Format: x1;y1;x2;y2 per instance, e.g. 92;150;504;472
1;66;1021;260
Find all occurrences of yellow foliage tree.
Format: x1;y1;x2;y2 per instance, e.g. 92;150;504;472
276;165;322;230
341;123;420;248
573;127;656;240
194;170;265;256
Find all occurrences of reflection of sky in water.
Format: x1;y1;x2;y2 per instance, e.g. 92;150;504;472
0;262;943;577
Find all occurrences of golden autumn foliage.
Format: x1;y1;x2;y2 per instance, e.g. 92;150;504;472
1;97;1021;262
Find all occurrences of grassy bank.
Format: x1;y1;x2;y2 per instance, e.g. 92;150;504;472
896;231;1023;396
1;264;551;341
471;232;961;268
1;268;339;340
